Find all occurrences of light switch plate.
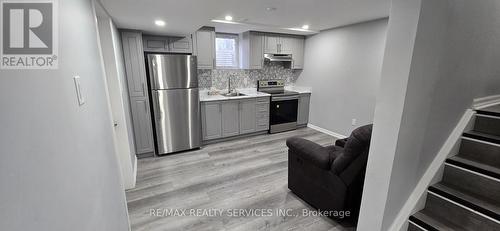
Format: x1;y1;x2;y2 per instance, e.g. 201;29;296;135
73;76;85;106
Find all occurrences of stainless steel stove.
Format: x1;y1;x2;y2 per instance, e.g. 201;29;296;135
258;80;299;133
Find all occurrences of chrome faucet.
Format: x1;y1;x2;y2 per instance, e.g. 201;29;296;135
228;75;232;93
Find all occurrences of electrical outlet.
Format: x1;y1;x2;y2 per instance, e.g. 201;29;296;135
351;119;357;126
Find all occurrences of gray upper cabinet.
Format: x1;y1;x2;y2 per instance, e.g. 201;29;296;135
201;102;222;140
130;98;155;154
263;33;305;69
239;99;256;134
240;32;264;69
221;101;240;137
264;34;294;54
122;31;148;97
264;34;280;54
142;35;193;53
291;37;305;69
194;27;215;69
143;36;168;53
297;93;311;125
279;36;293;54
121;31;155;155
168;36;192;53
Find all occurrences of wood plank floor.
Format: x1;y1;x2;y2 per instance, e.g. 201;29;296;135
126;128;355;231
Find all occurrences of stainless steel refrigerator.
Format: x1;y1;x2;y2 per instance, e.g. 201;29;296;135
147;54;201;155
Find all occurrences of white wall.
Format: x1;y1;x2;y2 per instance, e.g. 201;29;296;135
96;2;137;189
358;0;500;230
112;19;137;179
0;0;130;230
296;19;388;136
357;1;423;229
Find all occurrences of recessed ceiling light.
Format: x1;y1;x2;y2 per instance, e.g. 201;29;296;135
302;25;309;30
224;15;233;21
266;7;277;11
154;20;166;26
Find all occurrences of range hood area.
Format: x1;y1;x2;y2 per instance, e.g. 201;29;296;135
264;53;293;63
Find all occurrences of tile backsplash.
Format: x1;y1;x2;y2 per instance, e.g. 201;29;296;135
198;61;302;90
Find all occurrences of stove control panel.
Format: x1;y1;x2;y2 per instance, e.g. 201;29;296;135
258;80;285;88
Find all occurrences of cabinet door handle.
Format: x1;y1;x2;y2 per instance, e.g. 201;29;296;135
144;101;148;112
142;83;146;95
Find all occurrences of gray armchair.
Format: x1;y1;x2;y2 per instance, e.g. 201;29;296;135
286;124;373;221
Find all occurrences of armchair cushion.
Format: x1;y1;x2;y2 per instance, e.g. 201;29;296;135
331;124;373;173
286;137;337;170
335;138;349;148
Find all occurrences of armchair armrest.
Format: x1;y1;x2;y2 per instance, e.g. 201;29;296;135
286;137;332;170
335;138;349;148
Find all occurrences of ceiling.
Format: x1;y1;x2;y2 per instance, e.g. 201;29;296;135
100;0;391;36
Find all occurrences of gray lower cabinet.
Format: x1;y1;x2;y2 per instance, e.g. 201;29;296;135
201;102;223;140
222;101;240;137
201;97;270;141
298;93;311;125
130;98;155;154
239;99;256;134
256;97;270;131
121;30;155;155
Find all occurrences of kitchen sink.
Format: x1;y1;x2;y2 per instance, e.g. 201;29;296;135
222;92;246;97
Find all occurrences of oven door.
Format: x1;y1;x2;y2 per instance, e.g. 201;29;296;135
270;95;299;133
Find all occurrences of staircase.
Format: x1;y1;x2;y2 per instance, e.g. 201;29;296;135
408;105;500;231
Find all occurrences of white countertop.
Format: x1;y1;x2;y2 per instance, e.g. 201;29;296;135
200;86;312;102
285;86;312;94
200;88;271;102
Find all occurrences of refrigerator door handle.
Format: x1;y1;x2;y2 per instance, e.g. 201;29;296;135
152;91;160;118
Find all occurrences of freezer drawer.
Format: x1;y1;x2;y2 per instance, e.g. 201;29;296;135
151;89;201;154
147;54;198;89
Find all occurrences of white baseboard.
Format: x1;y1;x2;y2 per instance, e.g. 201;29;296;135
388;109;476;231
132;155;137;188
307;124;348;139
473;94;500;109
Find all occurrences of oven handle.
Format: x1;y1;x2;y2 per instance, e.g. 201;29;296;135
272;95;299;101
